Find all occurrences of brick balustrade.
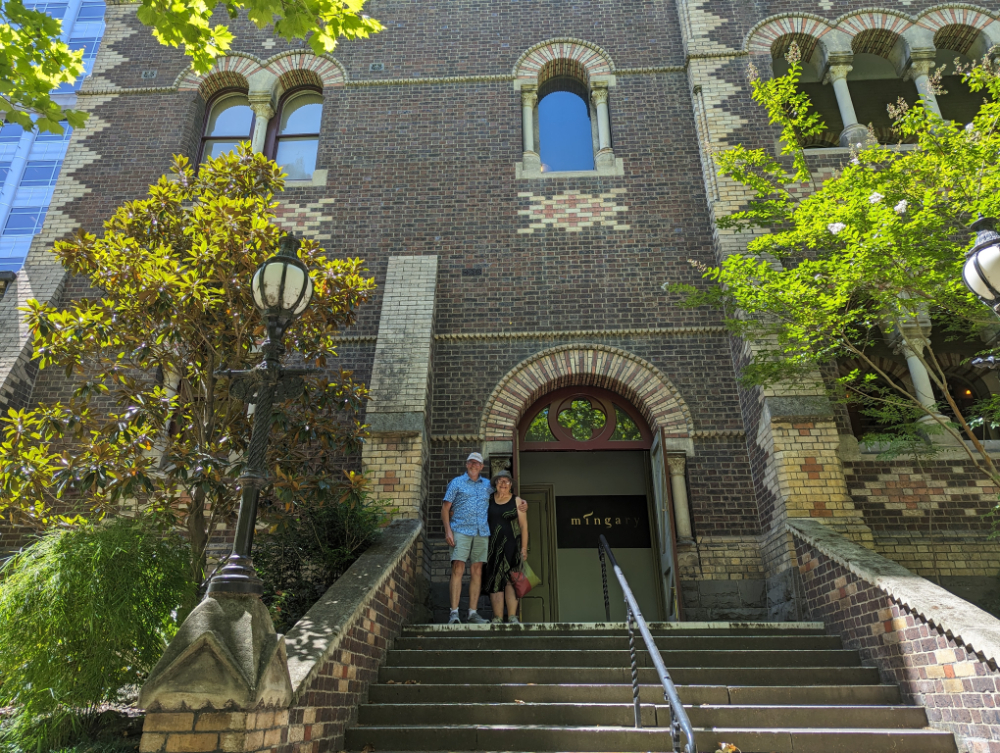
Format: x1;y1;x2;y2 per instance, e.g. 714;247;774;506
139;519;421;753
789;518;1000;753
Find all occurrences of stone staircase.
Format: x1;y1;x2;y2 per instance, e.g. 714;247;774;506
345;622;958;753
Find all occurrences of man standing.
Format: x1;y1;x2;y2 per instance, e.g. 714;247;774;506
442;452;526;624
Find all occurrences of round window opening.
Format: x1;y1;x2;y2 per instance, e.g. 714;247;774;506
519;386;652;450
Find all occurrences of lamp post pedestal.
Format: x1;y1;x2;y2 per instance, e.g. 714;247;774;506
140;234;314;715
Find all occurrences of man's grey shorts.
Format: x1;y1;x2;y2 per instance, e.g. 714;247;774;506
451;532;489;563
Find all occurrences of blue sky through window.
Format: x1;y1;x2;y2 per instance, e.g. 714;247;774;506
538;91;594;172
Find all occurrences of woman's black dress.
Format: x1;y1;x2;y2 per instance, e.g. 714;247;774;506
484;494;522;595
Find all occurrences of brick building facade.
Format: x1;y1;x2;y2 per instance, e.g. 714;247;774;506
3;0;1000;621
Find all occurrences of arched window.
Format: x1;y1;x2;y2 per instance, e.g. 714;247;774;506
268;89;323;180
771;35;843;149
520;386;652;450
537;80;595;172
200;92;254;163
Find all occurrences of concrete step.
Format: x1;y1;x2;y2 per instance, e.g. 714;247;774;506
357;703;929;729
384;648;860;668
345;724;957;752
378;664;884;686
401;622;828;637
366;682;901;705
394;634;843;651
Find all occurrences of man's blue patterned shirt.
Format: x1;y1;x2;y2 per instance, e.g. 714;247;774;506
443;473;492;537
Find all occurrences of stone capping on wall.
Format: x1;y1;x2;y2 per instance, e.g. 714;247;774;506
787;518;1000;667
284;518;420;701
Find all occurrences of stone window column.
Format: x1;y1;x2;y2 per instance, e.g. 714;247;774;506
248;94;275;154
900;336;939;414
824;63;869;147
591;83;615;169
907;53;943;117
521;86;541;172
0;125;37;233
666;455;694;544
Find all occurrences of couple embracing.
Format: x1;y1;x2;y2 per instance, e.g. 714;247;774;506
441;452;529;624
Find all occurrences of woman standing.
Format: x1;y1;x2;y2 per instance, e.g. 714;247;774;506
484;470;529;624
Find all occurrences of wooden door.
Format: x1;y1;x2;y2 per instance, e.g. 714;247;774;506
650;433;681;619
519;484;558;622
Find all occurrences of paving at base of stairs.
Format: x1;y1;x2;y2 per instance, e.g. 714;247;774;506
345;622;958;753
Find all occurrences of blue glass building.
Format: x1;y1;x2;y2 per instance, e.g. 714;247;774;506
0;0;106;271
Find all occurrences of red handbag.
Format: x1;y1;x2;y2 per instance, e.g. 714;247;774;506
510;567;532;598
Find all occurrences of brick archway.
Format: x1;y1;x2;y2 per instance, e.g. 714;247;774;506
480;344;692;441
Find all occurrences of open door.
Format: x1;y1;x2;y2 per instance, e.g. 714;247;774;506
650;433;682;620
519;484;558;622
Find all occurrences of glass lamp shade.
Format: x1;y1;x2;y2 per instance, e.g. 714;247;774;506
964;217;1000;307
251;236;314;318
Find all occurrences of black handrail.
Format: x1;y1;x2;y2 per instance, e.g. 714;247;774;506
598;534;696;753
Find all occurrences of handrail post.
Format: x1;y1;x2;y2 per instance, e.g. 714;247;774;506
599;543;611;622
626;602;641;729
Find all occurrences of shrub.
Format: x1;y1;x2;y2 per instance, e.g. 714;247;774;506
254;475;388;632
0;515;194;752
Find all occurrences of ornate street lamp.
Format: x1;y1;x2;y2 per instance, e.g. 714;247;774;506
208;234;315;595
962;215;1000;314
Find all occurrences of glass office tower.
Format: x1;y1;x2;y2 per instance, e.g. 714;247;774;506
0;0;106;271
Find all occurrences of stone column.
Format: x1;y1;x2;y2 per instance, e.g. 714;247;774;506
248;94;275;154
907;55;943;117
824;63;869;147
591;84;616;170
901;336;938;413
666;455;694;544
521;87;540;172
0;125;36;232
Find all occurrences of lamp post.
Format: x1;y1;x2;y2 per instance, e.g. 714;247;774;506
208;234;315;595
961;216;1000;370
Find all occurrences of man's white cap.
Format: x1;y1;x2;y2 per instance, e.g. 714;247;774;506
467;452;484;463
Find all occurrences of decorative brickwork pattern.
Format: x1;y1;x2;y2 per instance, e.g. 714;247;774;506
513;38;614;84
845;459;998;533
139;521;420;753
480;344;693;442
176;50;346;96
745;15;835;57
515;189;629;234
364;434;427;520
792;520;1000;753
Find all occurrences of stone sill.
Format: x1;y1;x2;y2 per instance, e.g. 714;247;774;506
284;169;327;188
284;518;421;700
787;518;1000;668
515;158;625;179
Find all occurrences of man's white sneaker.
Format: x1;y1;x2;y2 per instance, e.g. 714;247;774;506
467;612;489;624
448;613;462;624
508;616;520;625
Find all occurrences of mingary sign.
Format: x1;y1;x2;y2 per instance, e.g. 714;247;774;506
555;495;652;549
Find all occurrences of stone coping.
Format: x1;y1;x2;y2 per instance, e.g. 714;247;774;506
787;518;1000;667
284;518;421;701
406;621;825;632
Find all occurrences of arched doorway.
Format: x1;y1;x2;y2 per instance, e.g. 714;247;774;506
516;386;680;623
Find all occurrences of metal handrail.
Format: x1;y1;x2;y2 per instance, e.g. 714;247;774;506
598;534;696;753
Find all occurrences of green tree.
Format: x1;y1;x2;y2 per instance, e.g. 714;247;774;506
668;47;1000;487
0;144;375;584
2;0;382;134
1;0;87;133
